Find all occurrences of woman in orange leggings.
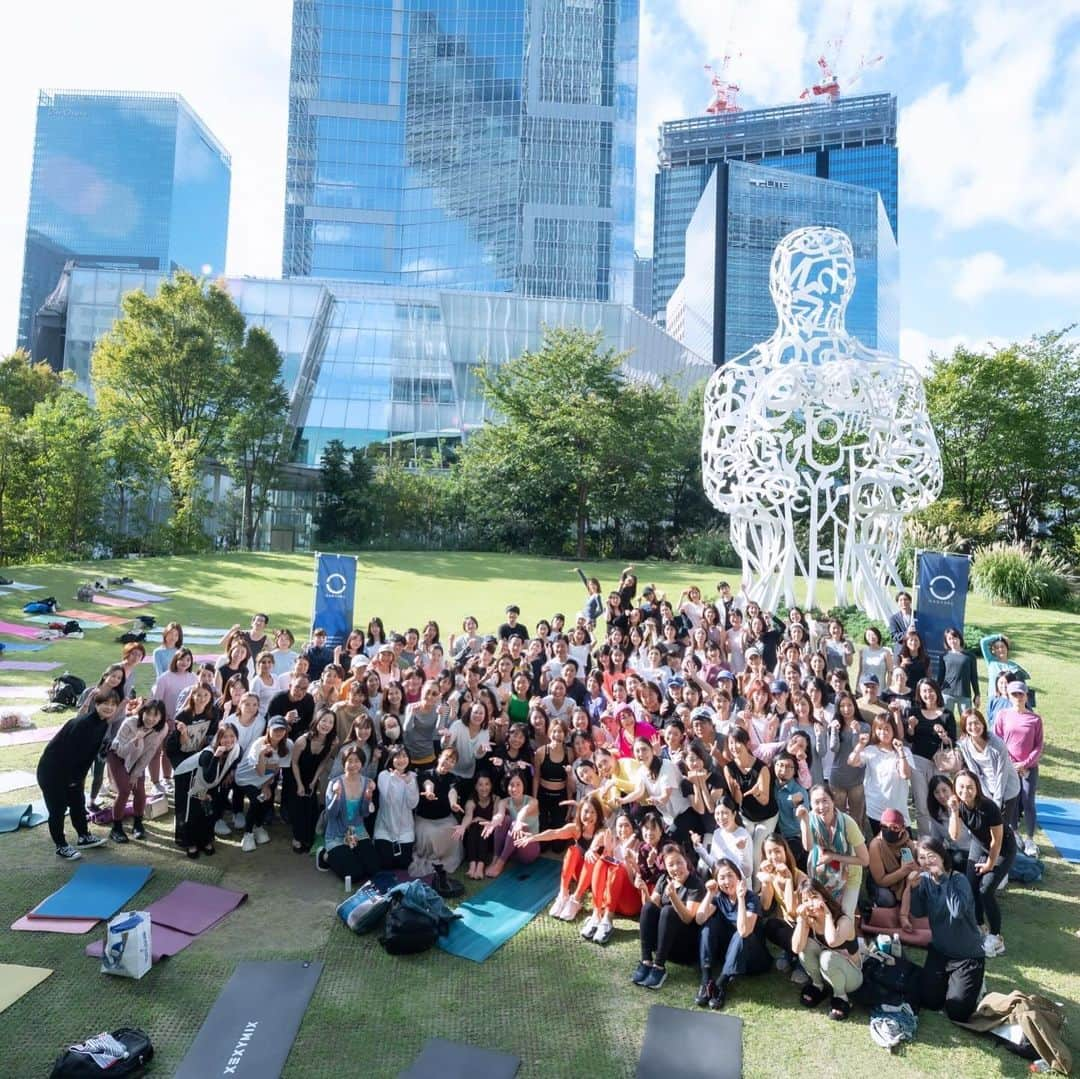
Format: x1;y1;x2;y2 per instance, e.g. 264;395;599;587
585;811;643;944
517;794;605;923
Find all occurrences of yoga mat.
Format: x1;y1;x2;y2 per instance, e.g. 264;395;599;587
146;880;248;936
129;580;179;593
22;616;61;625
0;661;61;672
174;960;324;1079
399;1038;520;1079
30;863;153;920
57;609;130;626
0;769;38;793
0;801;48;833
636;1005;742;1079
111;588;172;604
1;582;44;591
0;642;48;652
0;726;61;748
0;964;52;1014
1036;797;1080;862
92;594;144;609
437;857;562;963
194;653;220;663
12;913;98;934
0;621;43;639
86;921;196;961
0;684;49;699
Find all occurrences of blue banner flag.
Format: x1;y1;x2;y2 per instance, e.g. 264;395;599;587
914;551;970;658
311;553;357;648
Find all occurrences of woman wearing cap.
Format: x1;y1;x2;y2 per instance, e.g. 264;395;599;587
993;682;1043;857
231;715;292;855
371;643;400;689
724;728;778;877
796;784;868;917
958;708;1020;823
856;626;893;689
900;836;985;1022
864;808;916;907
847;710;912;836
948;769;1016;957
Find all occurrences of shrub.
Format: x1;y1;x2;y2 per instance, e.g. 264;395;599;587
971;542;1072;608
672;528;739;569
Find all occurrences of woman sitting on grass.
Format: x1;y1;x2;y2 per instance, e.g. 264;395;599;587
410;748;465;877
486;771;541;878
583;810;643;945
757;833;807;977
318;748;379;883
791;877;862;1021
452;773;499;879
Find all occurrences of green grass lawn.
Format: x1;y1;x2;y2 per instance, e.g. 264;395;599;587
1;552;1078;1078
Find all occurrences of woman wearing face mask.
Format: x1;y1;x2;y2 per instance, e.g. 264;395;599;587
900;836;985;1022
948;769;1016;958
865;808;917;908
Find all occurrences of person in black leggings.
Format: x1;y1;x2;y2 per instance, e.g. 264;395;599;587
36;690;119;858
901;836;986;1022
632;844;706;991
289;710;338;853
948;769;1016;958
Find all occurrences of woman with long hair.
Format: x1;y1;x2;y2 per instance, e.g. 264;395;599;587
232;716;291;857
796;783;869;918
182;720;242;857
993;680;1044;857
317;747;379;882
289;709;338;852
106;698;168;844
152;622;184;678
485;770;542;878
958;707;1020;822
452;772;500;879
620;737;697;845
905;677;957;836
791;877;862;1020
165;684;219;854
585;810;644;944
757;832;808;974
847;711;912;835
724;728;778;875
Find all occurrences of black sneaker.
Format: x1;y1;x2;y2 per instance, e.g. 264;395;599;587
695;980;715;1007
643;965;668;991
56;845;82;860
109;825;129;844
631;961;652;986
709;979;729;1010
131;818;145;840
77;833;106;849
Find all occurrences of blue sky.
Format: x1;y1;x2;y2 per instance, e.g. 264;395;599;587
1;0;1078;370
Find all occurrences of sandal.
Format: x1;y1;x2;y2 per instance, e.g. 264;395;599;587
800;983;828;1007
828;996;852;1021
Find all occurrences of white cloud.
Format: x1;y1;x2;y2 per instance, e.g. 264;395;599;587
900;0;1080;233
948;251;1080;302
900;328;984;373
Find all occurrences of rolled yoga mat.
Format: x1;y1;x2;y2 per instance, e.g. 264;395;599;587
437;856;562;963
636;1004;742;1079
1035;797;1080;862
174;960;323;1079
398;1038;520;1079
0;801;48;833
29;863;153;920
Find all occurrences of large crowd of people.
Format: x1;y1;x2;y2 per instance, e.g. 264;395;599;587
34;570;1046;1025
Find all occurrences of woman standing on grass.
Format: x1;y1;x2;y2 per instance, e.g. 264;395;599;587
182;721;241;857
152;622;184;678
106;698;168;844
993;680;1044;857
938;628;980;716
165;684;219;855
289;709;338;853
979;633;1031;704
856;626;892;689
957;708;1020;822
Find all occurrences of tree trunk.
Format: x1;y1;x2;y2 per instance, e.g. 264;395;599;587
576;483;588;559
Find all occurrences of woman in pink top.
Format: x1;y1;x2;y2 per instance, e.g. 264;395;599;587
993;680;1044;857
614;705;658;759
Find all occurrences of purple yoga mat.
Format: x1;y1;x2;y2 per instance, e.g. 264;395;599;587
0;726;60;748
0;661;61;672
145;880;247;936
110;589;172;604
86;921;195;961
0;622;42;640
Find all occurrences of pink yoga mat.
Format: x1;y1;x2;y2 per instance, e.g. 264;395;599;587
146;880;247;936
57;609;129;627
0;661;60;672
91;595;143;609
193;653;220;664
12;914;99;934
0;622;42;640
0;725;61;747
86;921;194;961
0;685;48;700
111;589;171;604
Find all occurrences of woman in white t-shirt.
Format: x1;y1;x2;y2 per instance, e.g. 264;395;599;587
856;626;893;689
847;712;913;833
619;738;696;844
691;796;754;882
678;585;705;630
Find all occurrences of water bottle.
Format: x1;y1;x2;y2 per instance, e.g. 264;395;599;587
344;874;352;894
892;932;903;959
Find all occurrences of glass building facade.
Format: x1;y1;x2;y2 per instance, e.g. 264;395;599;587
651;93;897;324
671;161;898;365
282;0;637;305
16;90;231;352
59;267;709;466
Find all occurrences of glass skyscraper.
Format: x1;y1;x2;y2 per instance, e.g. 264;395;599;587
16;90;231;353
282;0;637;304
669;160;898;365
652;93;897;323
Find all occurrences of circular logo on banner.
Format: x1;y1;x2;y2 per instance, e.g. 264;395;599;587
928;575;956;602
325;573;348;597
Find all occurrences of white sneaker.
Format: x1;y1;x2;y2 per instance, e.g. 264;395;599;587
549;892;570;919
232;811;246;831
1023;838;1038;858
253;826;271;845
152;782;168;799
593;917;614;945
241;833;256;853
561;896;582;921
580;912;600;940
214;818;232;837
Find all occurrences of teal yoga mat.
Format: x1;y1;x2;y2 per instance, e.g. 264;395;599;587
437;857;561;962
30;863;152;919
1036;797;1080;862
0;801;47;834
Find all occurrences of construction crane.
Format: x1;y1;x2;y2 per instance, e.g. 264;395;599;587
704;56;742;115
800;39;883;101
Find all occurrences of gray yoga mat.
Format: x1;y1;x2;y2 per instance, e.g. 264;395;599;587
399;1038;520;1079
174;960;322;1079
636;1004;742;1079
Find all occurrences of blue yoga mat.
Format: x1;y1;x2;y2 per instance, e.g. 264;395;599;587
1036;798;1080;862
31;863;153;919
0;643;47;653
438;857;562;962
0;801;47;834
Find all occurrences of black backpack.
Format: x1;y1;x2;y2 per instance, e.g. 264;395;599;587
379;893;440;955
50;1027;153;1077
49;674;87;708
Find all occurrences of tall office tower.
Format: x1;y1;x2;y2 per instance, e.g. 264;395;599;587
282;0;638;304
17;90;230;356
652;93;897;324
633;254;652;314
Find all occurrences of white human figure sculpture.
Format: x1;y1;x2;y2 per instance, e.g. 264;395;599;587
701;226;942;621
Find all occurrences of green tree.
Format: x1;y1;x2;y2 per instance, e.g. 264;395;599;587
222;327;290;550
0;349;61;419
315;439;350;544
343;448;376;544
90;271;249;545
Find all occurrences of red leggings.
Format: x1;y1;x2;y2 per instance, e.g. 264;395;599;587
106;752;146;823
561;845;593;898
591;858;642;917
